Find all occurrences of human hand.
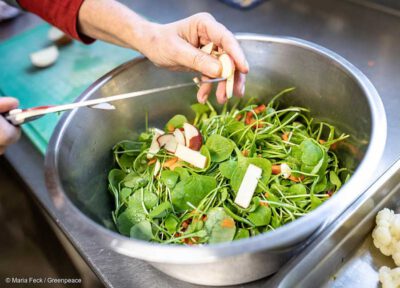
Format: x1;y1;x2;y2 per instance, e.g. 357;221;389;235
0;97;21;155
137;13;249;104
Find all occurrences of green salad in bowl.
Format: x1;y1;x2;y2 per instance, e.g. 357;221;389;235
107;88;350;245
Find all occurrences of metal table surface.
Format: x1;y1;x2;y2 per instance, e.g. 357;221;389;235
2;0;400;287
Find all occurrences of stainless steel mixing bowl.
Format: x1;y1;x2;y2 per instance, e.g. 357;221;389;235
45;34;387;286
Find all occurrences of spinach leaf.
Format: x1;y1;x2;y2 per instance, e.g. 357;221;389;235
234;228;250;240
165;215;179;234
118;154;135;172
165;115;187;131
171;174;217;211
329;171;342;190
174;167;190;180
225;118;254;144
310;195;323;210
123;172;148;189
117;206;146;236
119;188;132;203
205;208;236;243
191;103;210;115
130;220;153;241
108;169;125;188
219;160;237;179
129;189;158;210
160;170;179;189
247;205;271;227
206;134;235;162
149;202;172;219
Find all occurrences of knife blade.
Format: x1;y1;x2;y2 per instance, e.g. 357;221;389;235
3;77;225;125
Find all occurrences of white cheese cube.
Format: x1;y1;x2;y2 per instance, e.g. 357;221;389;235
235;164;262;208
174;144;207;169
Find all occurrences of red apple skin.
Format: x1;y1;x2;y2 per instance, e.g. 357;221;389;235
188;135;202;151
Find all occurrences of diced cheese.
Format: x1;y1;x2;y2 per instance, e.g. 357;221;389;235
174;144;207;169
234;164;262;208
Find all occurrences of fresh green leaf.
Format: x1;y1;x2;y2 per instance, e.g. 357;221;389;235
205;208;236;243
165;115;187;131
330;171;342;190
171;174;217;211
165;215;179;234
310;195;323;210
234;228;250;240
129;189;158;210
191;103;210;115
149;202;172;219
130;220;153;241
247;205;271;227
160;170;179;189
117;206;146;236
219;160;237;179
174;167;190;180
206;134;235;162
123;172;148;189
108;169;125;188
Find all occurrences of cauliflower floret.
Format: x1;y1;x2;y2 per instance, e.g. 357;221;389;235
379;266;400;288
372;208;400;265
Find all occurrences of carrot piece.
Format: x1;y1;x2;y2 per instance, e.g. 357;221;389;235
282;132;289;141
166;124;175;132
221;218;235;228
318;139;326;144
236;114;243;121
260;201;269;207
242;149;249;157
162;157;178;169
245;112;254;125
272;164;281;175
147;158;157;166
253;104;266;114
181;221;189;229
289;175;305;182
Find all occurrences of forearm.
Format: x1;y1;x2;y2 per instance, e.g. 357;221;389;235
78;0;153;51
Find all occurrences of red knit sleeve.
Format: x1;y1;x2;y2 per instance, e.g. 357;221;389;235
18;0;95;44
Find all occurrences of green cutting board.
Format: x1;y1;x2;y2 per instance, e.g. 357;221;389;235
0;24;140;154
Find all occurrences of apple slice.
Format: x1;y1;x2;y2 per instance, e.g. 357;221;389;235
30;46;59;68
157;134;178;153
173;128;186;146
201;42;215;55
219;53;234;79
183;123;202;151
174;144;207;169
48;26;73;46
153;160;161;177
226;74;234;99
147;130;165;159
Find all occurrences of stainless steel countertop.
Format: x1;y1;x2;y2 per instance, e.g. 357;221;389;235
3;0;400;287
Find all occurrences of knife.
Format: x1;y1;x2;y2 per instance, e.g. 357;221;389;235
2;77;225;125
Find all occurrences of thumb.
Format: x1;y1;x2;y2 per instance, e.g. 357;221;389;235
175;39;221;78
0;97;19;113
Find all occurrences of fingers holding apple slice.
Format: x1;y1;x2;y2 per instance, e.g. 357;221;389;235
197;42;245;103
